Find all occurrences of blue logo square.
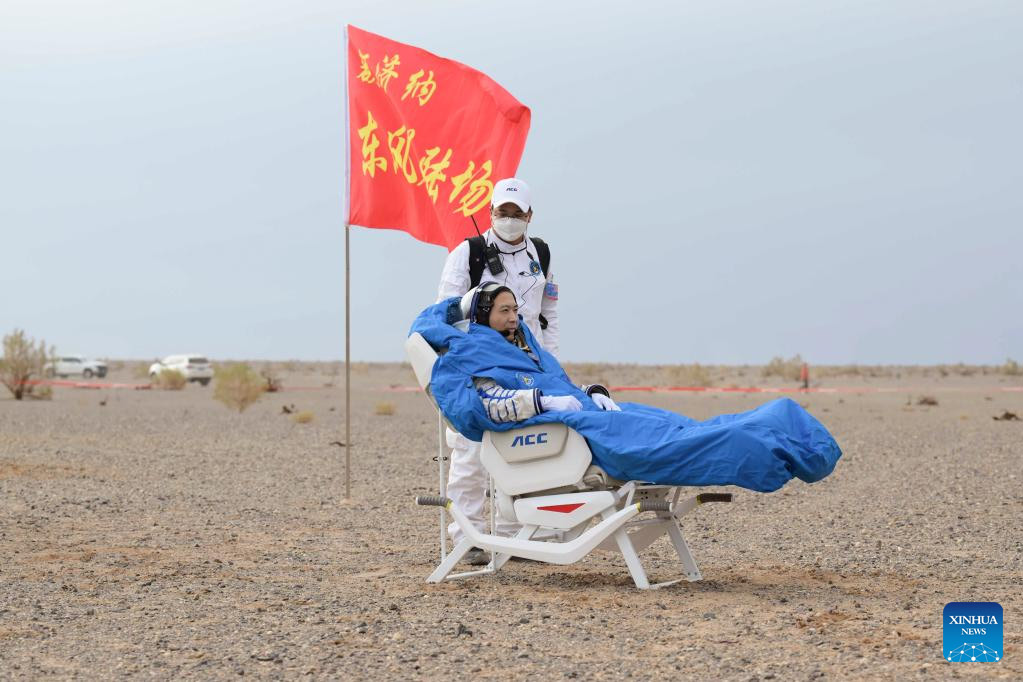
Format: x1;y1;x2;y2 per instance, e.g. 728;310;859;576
943;602;1002;662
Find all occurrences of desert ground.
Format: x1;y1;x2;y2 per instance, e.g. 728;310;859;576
1;362;1021;680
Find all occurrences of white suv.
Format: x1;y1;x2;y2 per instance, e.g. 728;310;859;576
149;355;214;386
44;355;108;379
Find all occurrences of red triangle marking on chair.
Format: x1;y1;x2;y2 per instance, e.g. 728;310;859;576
536;503;585;514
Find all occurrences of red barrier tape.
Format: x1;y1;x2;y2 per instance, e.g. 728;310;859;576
381;384;1023;394
23;378;1023;394
609;385;1023;394
25;379;336;392
26;379;151;390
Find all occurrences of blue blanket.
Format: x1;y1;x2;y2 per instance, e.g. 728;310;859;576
410;300;841;492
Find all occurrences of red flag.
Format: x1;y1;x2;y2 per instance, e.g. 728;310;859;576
345;25;531;250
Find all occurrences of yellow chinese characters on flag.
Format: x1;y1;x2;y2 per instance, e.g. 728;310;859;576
346;25;531;250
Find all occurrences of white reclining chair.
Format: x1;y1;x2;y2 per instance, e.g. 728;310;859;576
405;332;732;590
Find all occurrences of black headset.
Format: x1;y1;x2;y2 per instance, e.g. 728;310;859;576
469;282;508;324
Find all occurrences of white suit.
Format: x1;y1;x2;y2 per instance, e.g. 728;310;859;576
436;228;559;542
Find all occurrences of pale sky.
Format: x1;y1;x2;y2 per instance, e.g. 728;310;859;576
2;1;1020;364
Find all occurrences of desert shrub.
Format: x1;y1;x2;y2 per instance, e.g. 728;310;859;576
936;363;981;377
952;363;975;377
213;363;265;412
816;365;851;378
293;411;314;424
375;401;395;416
1001;358;1020;376
261;364;283;392
816;364;897;379
153;368;187;390
762;354;804;381
133;362;153;379
665;363;712;387
1;329;54;400
917;395;939;406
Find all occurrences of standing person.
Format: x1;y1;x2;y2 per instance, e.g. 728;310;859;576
435;178;559;564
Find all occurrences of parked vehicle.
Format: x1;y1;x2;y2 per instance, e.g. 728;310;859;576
44;355;108;379
149;355;214;386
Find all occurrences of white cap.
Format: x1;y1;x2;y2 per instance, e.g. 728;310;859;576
490;178;531;212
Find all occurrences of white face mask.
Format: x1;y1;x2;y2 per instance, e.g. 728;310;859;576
492;216;528;241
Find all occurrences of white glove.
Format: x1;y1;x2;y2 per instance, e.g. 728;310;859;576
591;394;621;411
540;394;582;412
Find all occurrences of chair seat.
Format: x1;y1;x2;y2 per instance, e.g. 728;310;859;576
481;424;592;496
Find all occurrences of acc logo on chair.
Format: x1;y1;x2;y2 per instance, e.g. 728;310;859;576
511;432;548;447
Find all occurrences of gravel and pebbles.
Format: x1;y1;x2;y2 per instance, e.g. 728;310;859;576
1;366;1021;679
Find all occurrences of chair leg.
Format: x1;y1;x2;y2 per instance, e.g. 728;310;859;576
667;518;702;581
426;538;475;583
612;527;651;589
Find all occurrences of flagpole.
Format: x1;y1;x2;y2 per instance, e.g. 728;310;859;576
345;223;351;500
342;25;352;500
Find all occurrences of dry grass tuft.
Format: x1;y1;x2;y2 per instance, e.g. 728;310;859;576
762;355;804;381
935;363;984;378
665;363;712;387
917;395;939;406
815;365;897;379
153;369;187;390
374;401;396;416
292;411;314;424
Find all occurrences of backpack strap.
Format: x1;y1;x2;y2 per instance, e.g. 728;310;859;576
466;236;486;289
529;237;552;330
529;237;550;278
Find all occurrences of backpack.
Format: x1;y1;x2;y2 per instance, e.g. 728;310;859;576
466;235;551;329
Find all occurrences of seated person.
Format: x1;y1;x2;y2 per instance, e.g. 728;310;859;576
459;283;620;423
411;283;842;493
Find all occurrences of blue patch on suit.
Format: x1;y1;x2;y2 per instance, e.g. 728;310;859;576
528;260;541;276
